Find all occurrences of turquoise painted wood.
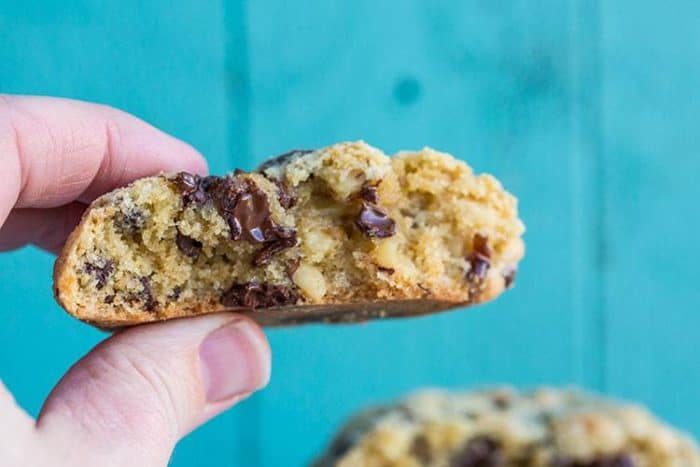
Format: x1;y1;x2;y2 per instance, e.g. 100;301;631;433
0;1;698;466
247;1;600;464
600;0;700;436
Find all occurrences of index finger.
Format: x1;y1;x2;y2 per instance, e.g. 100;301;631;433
0;94;208;226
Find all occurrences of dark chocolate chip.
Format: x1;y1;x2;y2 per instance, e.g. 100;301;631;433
327;429;367;460
360;183;379;204
167;286;182;301
466;234;491;283
175;171;198;191
355;202;396;238
492;394;511;410
273;179;297;209
220;282;299;309
450;436;504;467
502;265;517;288
199;175;220;191
174;172;211;206
469;258;490;280
377;266;395;275
104;294;115;304
175;231;203;258
472;233;492;259
83;260;114;290
396;405;417;422
256;149;314;173
253;233;298;266
553;454;634;467
410;435;432;463
138;276;158;312
328;437;354;459
114;209;145;235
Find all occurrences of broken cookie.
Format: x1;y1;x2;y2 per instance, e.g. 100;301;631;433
53;141;525;327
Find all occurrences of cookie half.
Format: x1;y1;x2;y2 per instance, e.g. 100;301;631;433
54;141;524;327
313;387;700;467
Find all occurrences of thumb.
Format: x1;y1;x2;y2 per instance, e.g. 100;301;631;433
37;314;270;466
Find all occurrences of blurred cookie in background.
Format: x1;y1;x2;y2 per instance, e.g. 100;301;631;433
313;387;700;467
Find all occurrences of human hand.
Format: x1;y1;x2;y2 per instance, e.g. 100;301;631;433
0;95;271;466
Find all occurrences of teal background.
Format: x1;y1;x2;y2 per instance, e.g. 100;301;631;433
1;1;699;466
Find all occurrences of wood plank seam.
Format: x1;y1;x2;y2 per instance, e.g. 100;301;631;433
569;0;606;391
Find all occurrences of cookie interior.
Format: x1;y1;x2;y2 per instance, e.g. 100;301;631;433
55;142;524;326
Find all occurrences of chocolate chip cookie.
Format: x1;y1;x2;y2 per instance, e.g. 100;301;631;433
313;387;700;467
54;141;524;327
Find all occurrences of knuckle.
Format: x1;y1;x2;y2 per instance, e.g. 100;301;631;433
95;346;182;436
46;347;183;443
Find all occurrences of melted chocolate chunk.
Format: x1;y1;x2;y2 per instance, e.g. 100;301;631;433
377;266;395;275
104;294;115;304
208;177;298;263
502;265;517;288
356;202;396;238
553;454;634;467
138;276;157;312
84;260;114;290
220;282;299;309
256;149;314;172
175;172;296;264
210;178;275;240
175;172;210;206
175;231;203;258
451;437;504;467
360;183;379;204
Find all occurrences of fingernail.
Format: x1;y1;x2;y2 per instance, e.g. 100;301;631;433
199;319;271;402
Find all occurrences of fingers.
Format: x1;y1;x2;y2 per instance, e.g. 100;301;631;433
0;94;208;228
0;379;34;433
0;380;35;464
37;314;270;466
0;203;86;253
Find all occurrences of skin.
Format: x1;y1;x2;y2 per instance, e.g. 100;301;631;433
0;95;272;466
